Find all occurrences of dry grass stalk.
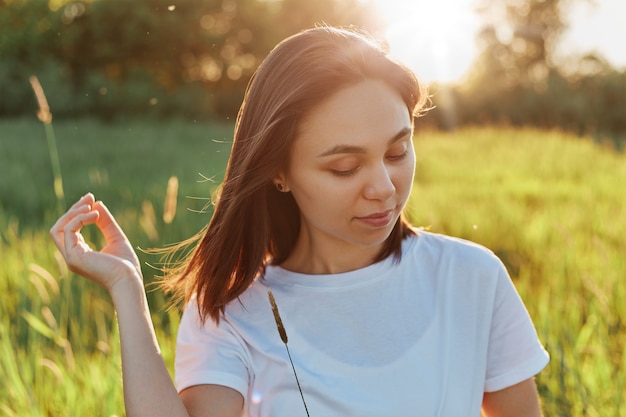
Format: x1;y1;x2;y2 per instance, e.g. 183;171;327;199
29;76;52;124
38;358;63;382
29;75;65;210
29;263;60;296
268;289;288;343
267;290;310;416
163;176;179;224
140;200;159;242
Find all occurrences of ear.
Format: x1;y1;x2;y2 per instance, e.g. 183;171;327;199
272;171;290;192
273;171;285;183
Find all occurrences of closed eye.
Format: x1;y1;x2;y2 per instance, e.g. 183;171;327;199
331;167;360;177
386;150;408;161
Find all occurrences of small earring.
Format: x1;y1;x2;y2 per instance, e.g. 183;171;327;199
275;182;287;192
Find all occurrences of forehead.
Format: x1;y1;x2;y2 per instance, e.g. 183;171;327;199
295;79;411;152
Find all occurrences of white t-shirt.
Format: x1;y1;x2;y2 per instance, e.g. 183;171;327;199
176;231;549;417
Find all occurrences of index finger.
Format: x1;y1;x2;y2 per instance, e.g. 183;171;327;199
70;193;95;210
50;194;96;244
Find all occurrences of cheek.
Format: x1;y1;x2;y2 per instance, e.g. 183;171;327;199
394;158;416;192
292;175;355;205
288;174;360;221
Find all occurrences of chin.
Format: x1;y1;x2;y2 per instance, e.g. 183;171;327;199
352;228;395;248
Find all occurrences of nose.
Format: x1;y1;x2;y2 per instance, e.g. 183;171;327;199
363;163;395;201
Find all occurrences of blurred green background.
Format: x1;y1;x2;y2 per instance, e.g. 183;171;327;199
1;0;625;416
1;0;624;142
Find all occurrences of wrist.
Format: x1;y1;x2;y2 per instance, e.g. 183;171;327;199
108;268;145;305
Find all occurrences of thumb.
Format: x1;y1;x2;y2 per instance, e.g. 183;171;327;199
94;201;128;244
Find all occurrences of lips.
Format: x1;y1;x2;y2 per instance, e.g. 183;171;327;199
355;209;394;227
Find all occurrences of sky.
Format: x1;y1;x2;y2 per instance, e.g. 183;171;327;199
370;0;626;84
559;0;626;68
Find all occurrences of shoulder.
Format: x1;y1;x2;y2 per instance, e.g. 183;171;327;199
400;229;509;303
177;286;273;364
406;229;503;271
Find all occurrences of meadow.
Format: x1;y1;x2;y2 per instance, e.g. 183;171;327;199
1;118;625;416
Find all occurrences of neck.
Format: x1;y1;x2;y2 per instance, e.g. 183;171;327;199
280;232;383;275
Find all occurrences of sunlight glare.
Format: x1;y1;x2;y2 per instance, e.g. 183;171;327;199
251;391;263;404
369;0;480;84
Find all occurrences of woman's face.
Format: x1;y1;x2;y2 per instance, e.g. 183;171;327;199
278;79;415;269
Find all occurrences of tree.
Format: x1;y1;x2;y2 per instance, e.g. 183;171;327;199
0;0;382;119
426;0;624;142
468;0;592;90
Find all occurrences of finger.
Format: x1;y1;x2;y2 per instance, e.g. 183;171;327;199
51;202;92;229
61;211;99;265
50;204;94;248
62;210;99;248
93;201;128;244
50;193;94;233
93;201;141;271
69;193;95;211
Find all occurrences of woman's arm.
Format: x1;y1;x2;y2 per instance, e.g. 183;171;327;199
50;194;242;417
111;276;244;417
109;275;191;417
482;378;542;417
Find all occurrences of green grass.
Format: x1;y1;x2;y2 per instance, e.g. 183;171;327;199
1;118;625;416
0;117;233;233
409;128;626;416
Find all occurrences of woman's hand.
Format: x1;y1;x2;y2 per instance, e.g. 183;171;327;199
52;194;197;417
50;193;142;292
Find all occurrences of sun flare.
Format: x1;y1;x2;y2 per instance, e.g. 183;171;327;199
369;0;480;84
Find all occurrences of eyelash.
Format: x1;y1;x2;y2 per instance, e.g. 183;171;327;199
331;167;359;177
330;151;408;177
387;150;408;161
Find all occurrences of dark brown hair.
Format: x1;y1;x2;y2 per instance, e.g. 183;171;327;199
162;26;429;323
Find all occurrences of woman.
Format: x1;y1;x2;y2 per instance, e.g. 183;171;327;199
51;26;549;417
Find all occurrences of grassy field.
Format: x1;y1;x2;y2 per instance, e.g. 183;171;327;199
1;118;625;416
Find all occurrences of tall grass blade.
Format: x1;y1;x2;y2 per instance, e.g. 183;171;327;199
29;75;65;213
22;311;56;340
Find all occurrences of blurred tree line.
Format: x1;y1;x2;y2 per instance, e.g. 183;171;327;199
0;0;380;120
428;0;625;145
0;0;624;142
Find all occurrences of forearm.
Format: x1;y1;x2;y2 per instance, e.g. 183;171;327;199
110;274;189;417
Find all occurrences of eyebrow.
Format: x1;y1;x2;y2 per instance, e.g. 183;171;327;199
317;127;412;158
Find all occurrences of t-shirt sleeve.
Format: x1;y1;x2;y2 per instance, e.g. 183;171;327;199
484;265;549;392
175;300;251;397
